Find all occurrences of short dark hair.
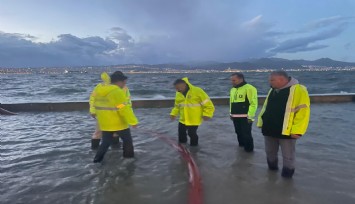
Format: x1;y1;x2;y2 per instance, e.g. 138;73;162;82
110;71;128;83
173;79;186;85
270;70;289;79
231;72;244;80
113;71;124;75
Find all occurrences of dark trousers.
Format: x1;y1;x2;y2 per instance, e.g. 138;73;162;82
94;128;134;162
232;118;254;152
178;122;199;146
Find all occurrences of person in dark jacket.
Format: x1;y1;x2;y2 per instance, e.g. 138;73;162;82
257;71;310;178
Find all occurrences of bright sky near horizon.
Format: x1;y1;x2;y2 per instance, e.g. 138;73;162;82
0;0;354;67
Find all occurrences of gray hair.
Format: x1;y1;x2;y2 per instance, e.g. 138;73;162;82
270;70;289;79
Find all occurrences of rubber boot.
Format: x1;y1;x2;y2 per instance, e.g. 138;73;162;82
123;143;134;158
190;135;198;146
111;136;121;149
267;159;279;171
91;139;101;150
190;141;198;146
93;155;103;163
281;167;295;178
244;147;254;153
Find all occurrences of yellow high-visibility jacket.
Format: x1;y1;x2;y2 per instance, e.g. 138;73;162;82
90;72;131;113
122;86;132;107
89;72;110;114
89;73;138;131
170;77;215;126
257;84;310;136
230;82;258;120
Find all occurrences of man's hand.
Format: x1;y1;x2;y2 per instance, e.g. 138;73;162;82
290;134;302;139
203;116;211;121
131;125;138;129
90;113;96;119
170;115;176;121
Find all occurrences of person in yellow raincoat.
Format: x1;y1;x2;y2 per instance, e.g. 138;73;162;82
89;71;132;149
257;71;310;178
90;72;138;162
170;77;215;146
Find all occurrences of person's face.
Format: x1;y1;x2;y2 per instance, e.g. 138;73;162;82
269;75;288;89
175;83;187;93
230;75;242;86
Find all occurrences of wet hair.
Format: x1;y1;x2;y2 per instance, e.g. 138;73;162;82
110;71;128;83
230;72;245;80
270;70;289;79
173;79;186;85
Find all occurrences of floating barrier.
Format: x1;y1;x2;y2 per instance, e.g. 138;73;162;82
1;93;354;113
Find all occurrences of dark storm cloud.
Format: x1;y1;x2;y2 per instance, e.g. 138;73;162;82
0;32;118;67
305;16;354;30
270;23;347;53
270;15;355;54
1;1;354;68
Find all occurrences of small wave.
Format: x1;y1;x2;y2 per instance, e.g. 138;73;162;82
48;87;87;94
11;92;33;96
133;94;168;100
151;94;167;99
131;89;170;95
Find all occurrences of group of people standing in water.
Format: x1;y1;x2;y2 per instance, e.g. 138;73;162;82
89;70;310;178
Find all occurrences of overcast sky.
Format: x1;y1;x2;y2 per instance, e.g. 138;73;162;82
0;0;354;67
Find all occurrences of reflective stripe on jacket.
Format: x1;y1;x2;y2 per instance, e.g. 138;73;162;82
257;84;310;136
170;77;215;126
230;83;258;120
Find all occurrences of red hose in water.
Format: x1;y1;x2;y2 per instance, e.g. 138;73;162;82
147;130;203;204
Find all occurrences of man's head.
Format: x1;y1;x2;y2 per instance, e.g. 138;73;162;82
110;71;128;88
230;73;245;86
269;70;290;89
173;79;188;93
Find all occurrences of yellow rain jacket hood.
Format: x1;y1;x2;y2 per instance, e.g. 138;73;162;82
170;77;215;126
90;72;111;114
101;72;111;84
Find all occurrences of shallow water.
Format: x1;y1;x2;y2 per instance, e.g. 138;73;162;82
1;103;355;204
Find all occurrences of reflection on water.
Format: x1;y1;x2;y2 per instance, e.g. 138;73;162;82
1;104;355;204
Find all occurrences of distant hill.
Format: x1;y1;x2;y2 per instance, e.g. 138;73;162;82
292;58;355;67
184;57;355;70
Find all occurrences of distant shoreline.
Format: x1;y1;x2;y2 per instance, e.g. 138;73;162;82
1;67;355;74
